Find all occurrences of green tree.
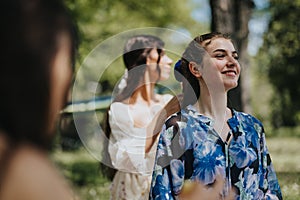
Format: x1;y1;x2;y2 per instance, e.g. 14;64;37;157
65;0;202;95
258;0;300;127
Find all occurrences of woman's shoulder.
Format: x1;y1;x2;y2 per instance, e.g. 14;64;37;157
110;101;129;109
233;109;263;127
0;145;76;200
109;102;131;119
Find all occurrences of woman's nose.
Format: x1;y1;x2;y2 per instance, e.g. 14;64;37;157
227;56;238;67
162;55;173;65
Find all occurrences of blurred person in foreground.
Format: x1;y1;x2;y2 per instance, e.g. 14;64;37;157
150;32;282;200
0;0;79;199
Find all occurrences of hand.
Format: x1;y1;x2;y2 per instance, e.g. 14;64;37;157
145;94;182;153
178;176;236;200
164;94;183;116
152;94;182;135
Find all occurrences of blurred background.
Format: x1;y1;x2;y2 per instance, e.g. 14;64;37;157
52;0;300;199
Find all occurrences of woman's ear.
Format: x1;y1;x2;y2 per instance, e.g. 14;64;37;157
189;62;202;78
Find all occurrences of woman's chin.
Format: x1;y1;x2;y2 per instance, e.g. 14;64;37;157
225;83;238;91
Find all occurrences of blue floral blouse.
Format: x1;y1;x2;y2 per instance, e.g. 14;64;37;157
150;105;282;200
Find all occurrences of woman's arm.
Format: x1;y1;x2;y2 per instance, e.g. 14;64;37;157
259;127;282;200
149;127;175;200
145;95;182;153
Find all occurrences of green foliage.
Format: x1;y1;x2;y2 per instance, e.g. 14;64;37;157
65;0;198;59
257;0;300;127
65;0;203;94
268;126;300;137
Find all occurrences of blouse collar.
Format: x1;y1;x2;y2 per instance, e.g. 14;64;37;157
183;105;240;131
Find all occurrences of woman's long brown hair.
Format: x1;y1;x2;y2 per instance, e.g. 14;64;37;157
99;35;165;180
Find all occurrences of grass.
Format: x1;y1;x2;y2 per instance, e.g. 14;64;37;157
267;137;300;200
52;137;300;200
51;148;111;200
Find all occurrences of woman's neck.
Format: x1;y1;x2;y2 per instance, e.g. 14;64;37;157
129;83;156;105
196;89;227;116
194;85;229;134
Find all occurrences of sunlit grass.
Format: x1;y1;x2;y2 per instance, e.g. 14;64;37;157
267;137;300;200
277;172;300;200
268;137;300;172
51;148;111;200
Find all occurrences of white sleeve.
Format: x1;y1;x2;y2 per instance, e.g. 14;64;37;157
108;102;151;175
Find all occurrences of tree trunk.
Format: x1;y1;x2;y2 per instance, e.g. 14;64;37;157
210;0;254;113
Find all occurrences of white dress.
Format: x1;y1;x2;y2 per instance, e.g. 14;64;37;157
108;94;172;200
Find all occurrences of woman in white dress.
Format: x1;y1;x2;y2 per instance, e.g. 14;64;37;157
102;35;175;199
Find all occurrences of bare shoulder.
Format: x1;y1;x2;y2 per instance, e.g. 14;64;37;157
0;145;77;200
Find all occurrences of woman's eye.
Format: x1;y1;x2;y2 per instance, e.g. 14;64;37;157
215;54;225;58
233;55;239;60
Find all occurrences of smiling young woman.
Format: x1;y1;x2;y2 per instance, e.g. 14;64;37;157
149;32;282;200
